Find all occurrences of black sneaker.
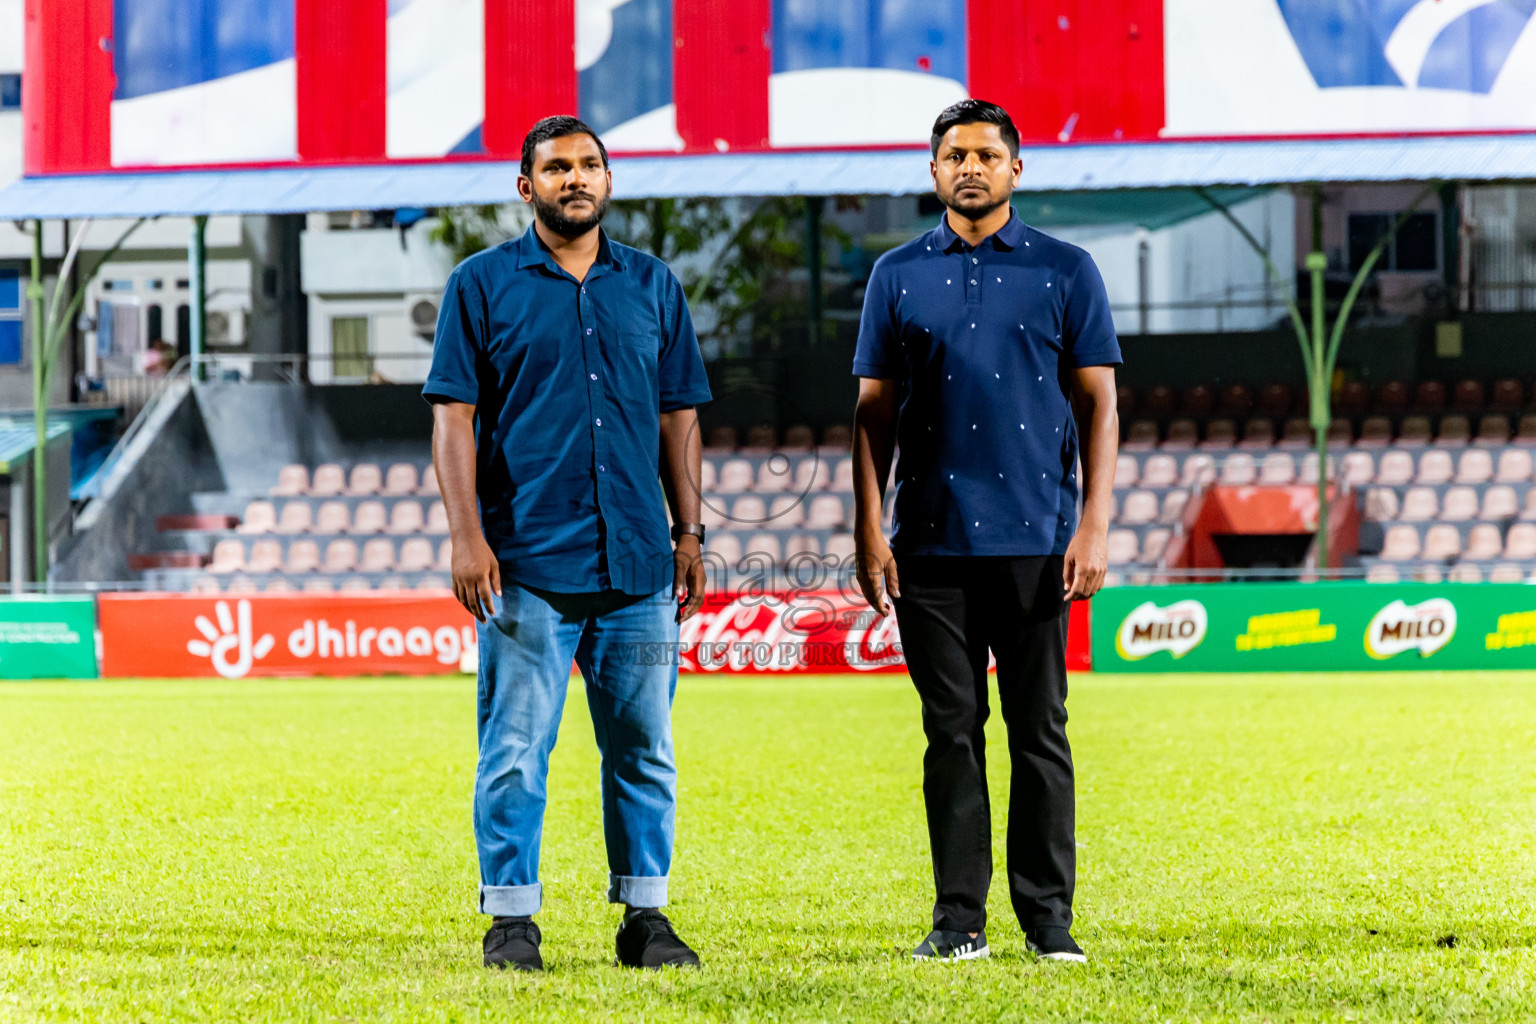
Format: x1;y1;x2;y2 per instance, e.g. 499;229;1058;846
484;916;543;971
912;928;990;961
1026;925;1086;963
615;909;701;969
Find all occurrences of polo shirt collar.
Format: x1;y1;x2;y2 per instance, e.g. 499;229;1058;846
935;206;1027;253
514;223;626;274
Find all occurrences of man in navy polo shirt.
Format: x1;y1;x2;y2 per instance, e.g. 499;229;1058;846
425;116;712;972
852;100;1120;964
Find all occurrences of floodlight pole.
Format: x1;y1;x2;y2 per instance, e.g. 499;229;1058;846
28;222;46;585
189;214;208;380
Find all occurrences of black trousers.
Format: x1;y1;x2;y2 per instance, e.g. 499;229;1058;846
892;555;1074;934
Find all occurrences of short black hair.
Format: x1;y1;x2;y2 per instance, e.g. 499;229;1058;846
930;99;1020;159
520;115;609;178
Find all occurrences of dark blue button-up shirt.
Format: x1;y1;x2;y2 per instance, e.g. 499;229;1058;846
853;210;1121;557
423;225;712;595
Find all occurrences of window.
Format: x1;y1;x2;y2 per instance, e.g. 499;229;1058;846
331;316;373;379
0;74;19;111
1348;212;1439;272
0;269;21;365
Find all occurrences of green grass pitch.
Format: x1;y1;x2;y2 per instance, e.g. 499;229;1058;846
2;671;1534;1023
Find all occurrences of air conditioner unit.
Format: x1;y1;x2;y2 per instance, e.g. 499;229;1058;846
409;297;439;338
206;311;231;344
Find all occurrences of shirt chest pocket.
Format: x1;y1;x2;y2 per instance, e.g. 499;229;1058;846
616;329;661;353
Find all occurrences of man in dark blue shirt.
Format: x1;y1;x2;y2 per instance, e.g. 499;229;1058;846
425;116;712;972
852;100;1121;964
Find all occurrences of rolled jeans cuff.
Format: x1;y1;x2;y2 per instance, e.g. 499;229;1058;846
480;882;541;917
608;874;667;908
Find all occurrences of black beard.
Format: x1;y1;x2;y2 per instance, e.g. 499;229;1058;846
530;188;611;237
939;181;1009;220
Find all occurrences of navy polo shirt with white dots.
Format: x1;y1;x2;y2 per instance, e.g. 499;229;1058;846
423;225;712;595
852;209;1122;557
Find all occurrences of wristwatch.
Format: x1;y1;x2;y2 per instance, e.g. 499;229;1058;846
671;523;706;544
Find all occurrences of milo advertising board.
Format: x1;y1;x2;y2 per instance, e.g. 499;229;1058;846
1094;583;1536;672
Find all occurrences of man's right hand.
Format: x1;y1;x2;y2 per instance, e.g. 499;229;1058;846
453;533;502;622
854;530;901;618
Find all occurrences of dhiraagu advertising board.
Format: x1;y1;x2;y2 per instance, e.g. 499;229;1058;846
1093;583;1536;672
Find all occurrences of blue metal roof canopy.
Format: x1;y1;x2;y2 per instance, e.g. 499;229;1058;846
2;134;1536;219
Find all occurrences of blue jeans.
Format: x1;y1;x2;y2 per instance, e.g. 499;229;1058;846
474;581;679;917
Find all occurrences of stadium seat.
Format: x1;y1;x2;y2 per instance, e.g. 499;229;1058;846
1375;450;1414;486
276;502;313;534
1363;488;1399;521
830;457;855;493
1395;416;1432;447
1435;415;1471;446
1357;417;1393;448
265;577;297;593
347;463;383;496
1144;385;1178;418
1140;528;1172;565
1219;452;1257;486
425;501;449;534
1480;485;1518;521
436;539;453;572
385;501;425;534
1465;524;1503;561
1496;448;1533;483
1448;562;1484;584
705;425;738;450
1414;450;1453;486
1141;454;1178;488
1490;378;1525;413
1160;489;1190;525
1374;380;1409;415
821;424;852;450
303;578;335;594
1365;563;1401;583
1198;419;1236;450
398;537;435;572
742;424;776;451
1217;384;1253;418
754;458;794;493
695;459;718;495
1179;453;1217;488
1504;523;1536;559
1489;563;1528;583
1181;385;1214;418
1257;384;1293;417
225;575;259;593
1474;415;1511;445
337;576;371;592
1120;490;1159;525
769;494;806;528
782;424;815;450
825;533;856;561
1451;380;1485;413
1454;449;1494;485
271;464;310;497
1413;381;1446;413
1380;524;1421;561
382;463;419;495
1113;454;1139;489
208;539;246;574
1122;420;1159;451
1326;418;1354;446
1163;419;1199;450
1521;490;1536;522
792;458;832;493
1300;452;1334;484
285;540;321;574
717;459;754;493
359;538;396;573
784;534;821;561
1421;524;1461;561
806;495;847;529
310;464;346;497
352;500;387;534
731;496;767;524
706;532;743;565
417;467;441;497
238;500;277;535
1335;381;1369;416
376;576;407;591
743;533;782;563
1440;486;1478;522
323;539;359;573
315;501;350;534
247;539;283;573
416;575;449;591
1341;451;1374;487
1413;564;1445;584
1277;418;1311;449
1258;452;1296;484
1238;418;1275;450
1399;487;1438;522
700;500;727;530
1107;529;1139;564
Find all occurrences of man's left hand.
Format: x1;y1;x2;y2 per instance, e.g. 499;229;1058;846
673;535;706;622
1062;528;1108;601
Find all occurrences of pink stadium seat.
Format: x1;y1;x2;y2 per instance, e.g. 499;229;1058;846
1395;416;1432;447
208;539;246;574
417;467;441;497
1113;454;1139;489
717;459;754;493
1326;418;1354;446
276;502;313;534
742;424;776;451
1219;452;1257;486
1399;487;1439;522
1448;563;1484;584
246;539;283;573
1299;453;1333;484
1435;415;1471;447
1259;452;1296;485
376;576;407;591
1413;564;1445;584
1141;454;1178;488
700;500;727;530
695;459;718;496
1474;415;1511;446
1179;453;1216;488
1455;449;1494;485
769;494;806;529
1105;493;1119;524
1495;449;1533;483
1363;488;1399;521
1375;451;1414;486
1489;563;1528;583
1480;485;1518;521
265;578;297;593
416;576;449;591
821;424;852;451
706;532;743;566
303;578;336;594
791;458;832;493
782;424;815;450
310;464;346;497
784;534;820;560
1380;525;1421;561
825;533;856;561
1277;418;1311;449
1414;450;1453;486
1341;452;1374;487
360;538;396;573
1365;563;1401;583
382;463;420;495
285;540;321;574
436;538;453;572
805;495;847;529
352;500;387;534
731;496;767;524
271;464;310;497
1357;416;1393;448
1521;490;1536;522
385;501;425;535
425;501;449;534
238;500;277;535
1238;418;1275;450
1122;420;1159;452
1441;486;1478;522
830;458;855;493
1199;419;1237;450
323;539;359;573
347;463;383;496
225;576;259;593
744;533;783;563
1140;528;1172;565
315;501;350;534
1107;529;1139;564
1490;379;1525;413
1421;524;1461;561
1504;523;1536;559
754;458;794;493
1451;379;1485;413
398;537;435;572
340;576;373;592
1414;381;1446;414
1163;419;1199;450
1465;524;1503;561
1119;490;1159;525
1160;489;1190;525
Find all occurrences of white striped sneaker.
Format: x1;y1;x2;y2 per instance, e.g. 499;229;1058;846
1026;926;1086;963
912;928;990;962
